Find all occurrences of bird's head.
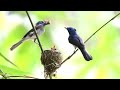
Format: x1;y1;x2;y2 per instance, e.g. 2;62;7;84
35;20;50;29
65;27;77;35
36;20;50;26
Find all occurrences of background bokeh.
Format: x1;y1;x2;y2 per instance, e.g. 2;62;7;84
0;11;120;79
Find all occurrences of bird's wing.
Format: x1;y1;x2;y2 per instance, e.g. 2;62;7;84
76;35;84;46
69;35;85;49
23;29;34;39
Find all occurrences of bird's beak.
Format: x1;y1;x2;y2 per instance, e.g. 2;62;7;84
64;27;67;29
44;20;50;25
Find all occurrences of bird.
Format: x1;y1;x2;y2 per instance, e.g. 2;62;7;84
10;20;50;51
65;27;92;61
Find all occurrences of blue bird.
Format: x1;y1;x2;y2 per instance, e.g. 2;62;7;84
65;27;92;61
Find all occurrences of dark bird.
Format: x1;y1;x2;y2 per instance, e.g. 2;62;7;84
65;27;92;61
10;20;50;51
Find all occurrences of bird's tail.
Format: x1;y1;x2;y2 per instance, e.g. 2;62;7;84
10;39;25;51
79;48;92;61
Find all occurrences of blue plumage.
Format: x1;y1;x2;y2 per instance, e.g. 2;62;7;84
65;27;92;61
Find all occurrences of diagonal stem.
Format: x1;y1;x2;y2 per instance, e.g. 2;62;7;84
0;52;18;68
60;12;120;66
25;11;44;54
84;12;120;43
9;75;39;79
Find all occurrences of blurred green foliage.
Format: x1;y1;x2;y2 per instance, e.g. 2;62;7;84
0;11;120;79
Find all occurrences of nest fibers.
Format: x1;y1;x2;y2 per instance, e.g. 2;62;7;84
41;46;62;79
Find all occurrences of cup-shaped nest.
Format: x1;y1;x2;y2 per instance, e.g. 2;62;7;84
41;46;62;78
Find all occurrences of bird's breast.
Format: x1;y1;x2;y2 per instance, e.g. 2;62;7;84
26;29;45;39
37;29;45;36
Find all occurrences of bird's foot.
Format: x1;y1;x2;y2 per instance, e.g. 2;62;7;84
34;38;39;45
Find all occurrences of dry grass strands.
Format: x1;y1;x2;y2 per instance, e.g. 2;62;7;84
41;46;62;79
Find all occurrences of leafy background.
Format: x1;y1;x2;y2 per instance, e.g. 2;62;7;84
0;11;120;79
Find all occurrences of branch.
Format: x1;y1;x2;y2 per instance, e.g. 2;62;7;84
60;12;120;66
25;11;51;79
9;75;39;79
84;12;120;43
0;69;39;79
0;69;8;79
25;11;44;54
60;49;78;66
0;52;18;68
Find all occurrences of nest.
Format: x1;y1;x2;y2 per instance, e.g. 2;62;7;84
41;46;62;79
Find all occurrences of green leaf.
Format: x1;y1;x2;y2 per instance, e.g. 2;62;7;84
0;64;31;76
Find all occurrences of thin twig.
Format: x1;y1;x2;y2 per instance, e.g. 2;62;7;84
0;69;8;79
1;74;8;79
84;12;120;43
25;11;44;54
60;49;77;66
49;74;52;79
0;69;39;79
0;52;18;68
60;12;120;66
25;11;50;79
9;75;39;79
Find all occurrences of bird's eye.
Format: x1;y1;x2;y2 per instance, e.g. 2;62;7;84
74;29;76;31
